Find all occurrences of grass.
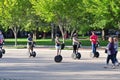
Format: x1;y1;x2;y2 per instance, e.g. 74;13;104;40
4;38;108;46
4;38;54;45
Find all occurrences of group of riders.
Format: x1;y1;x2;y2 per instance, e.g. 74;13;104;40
0;31;35;57
55;31;98;57
0;30;119;68
55;31;120;69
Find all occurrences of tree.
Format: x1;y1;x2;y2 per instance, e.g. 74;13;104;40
84;0;120;40
0;0;32;46
31;0;87;42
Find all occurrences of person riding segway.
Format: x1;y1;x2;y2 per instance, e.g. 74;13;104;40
90;31;99;58
71;33;81;59
54;34;65;63
27;34;36;57
0;30;5;58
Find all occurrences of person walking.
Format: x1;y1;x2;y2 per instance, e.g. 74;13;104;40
104;37;116;69
113;37;119;66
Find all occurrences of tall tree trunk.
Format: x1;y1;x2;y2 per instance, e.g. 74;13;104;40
59;24;65;43
51;24;54;41
43;32;46;39
14;31;17;47
33;31;36;41
12;26;18;47
102;29;105;40
70;28;75;39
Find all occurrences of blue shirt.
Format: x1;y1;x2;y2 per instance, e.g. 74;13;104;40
27;37;33;45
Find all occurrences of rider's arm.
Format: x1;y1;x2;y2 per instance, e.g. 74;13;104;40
56;38;61;44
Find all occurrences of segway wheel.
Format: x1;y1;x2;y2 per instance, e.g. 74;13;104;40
0;51;3;58
2;49;5;54
54;55;62;63
94;52;99;58
32;51;36;57
76;52;81;59
71;53;77;59
30;52;32;57
30;51;36;57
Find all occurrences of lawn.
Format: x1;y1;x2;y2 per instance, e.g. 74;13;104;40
4;38;108;46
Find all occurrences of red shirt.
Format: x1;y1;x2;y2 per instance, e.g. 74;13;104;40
90;35;98;44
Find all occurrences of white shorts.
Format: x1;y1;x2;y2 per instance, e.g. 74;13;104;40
55;45;61;49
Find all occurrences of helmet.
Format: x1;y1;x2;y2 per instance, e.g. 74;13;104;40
56;34;59;37
73;33;77;37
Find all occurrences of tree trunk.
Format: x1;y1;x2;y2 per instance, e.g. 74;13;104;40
51;24;54;41
14;32;17;47
59;24;65;43
33;31;36;41
12;26;18;47
70;28;75;39
102;29;105;40
43;32;46;39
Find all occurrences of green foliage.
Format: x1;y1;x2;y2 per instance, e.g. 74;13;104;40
0;0;32;30
1;0;120;42
0;0;33;46
85;0;120;29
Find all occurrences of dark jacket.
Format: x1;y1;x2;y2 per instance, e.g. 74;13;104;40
108;42;115;55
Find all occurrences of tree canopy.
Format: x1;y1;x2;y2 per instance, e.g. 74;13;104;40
0;0;120;44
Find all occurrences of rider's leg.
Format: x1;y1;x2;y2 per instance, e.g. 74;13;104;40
92;43;96;54
56;46;60;55
73;45;77;54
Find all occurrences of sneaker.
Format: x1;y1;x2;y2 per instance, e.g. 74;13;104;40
104;65;108;68
115;63;119;66
112;65;116;69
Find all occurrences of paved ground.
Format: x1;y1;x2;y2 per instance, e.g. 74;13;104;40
0;48;120;80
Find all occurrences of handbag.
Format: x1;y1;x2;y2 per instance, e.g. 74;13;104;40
105;49;107;53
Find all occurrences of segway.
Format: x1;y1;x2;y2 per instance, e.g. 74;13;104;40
71;52;81;59
29;42;36;57
90;51;99;58
94;51;99;58
90;42;100;58
30;51;36;57
1;49;5;54
0;42;5;58
71;43;81;60
54;43;65;63
94;42;100;58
